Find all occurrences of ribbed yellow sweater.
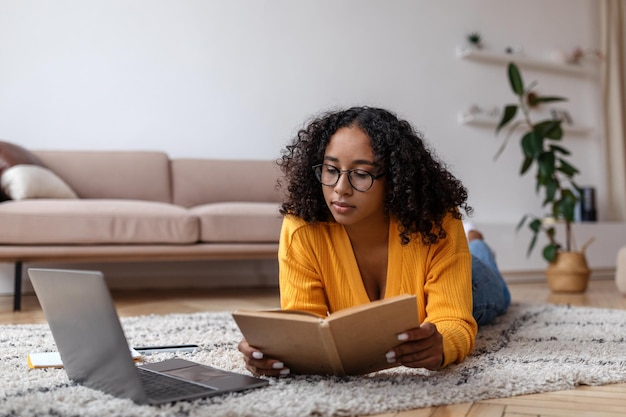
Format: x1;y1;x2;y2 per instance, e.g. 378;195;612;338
278;214;477;367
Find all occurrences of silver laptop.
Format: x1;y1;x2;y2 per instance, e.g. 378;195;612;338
28;268;268;405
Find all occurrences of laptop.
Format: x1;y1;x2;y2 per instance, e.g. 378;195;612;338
28;268;268;405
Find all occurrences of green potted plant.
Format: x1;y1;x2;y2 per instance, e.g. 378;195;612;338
495;62;593;292
467;32;483;49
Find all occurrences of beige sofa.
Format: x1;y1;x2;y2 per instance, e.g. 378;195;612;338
0;143;283;310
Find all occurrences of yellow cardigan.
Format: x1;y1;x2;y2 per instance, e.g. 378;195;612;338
278;214;477;368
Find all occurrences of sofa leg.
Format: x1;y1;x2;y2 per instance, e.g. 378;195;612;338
13;261;23;311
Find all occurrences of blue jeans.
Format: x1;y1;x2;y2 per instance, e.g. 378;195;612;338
470;239;511;327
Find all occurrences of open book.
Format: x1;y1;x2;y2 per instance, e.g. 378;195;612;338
232;294;419;376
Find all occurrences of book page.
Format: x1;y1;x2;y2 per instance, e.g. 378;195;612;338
328;295;419;375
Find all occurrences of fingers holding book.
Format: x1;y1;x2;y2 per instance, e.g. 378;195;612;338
385;322;444;371
237;339;291;377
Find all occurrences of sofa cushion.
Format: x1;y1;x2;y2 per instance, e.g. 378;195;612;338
33;151;172;203
0;200;198;244
171;159;283;208
0;141;47;201
191;202;282;242
1;165;78;200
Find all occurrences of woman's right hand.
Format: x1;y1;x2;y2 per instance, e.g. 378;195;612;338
237;339;291;377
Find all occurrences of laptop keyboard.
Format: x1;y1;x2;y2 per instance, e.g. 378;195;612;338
137;368;216;400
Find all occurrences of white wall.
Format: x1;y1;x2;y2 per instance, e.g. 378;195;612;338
0;0;614;292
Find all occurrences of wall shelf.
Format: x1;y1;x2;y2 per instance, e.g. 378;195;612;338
458;111;592;136
456;46;594;77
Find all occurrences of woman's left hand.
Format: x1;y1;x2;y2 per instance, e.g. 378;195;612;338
385;322;444;371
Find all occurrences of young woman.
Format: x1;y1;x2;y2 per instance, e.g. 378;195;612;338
238;106;510;376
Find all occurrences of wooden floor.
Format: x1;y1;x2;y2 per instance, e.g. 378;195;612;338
2;279;626;417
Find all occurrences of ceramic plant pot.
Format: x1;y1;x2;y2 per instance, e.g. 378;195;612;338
545;251;591;293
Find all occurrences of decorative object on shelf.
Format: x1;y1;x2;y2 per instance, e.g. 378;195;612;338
458;105;501;128
495;62;594;292
566;47;603;65
467;104;482;115
550;47;603;66
466;104;500;118
578;186;597;222
504;45;524;55
466;32;483;49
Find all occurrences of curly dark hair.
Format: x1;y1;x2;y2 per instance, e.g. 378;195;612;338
278;106;472;245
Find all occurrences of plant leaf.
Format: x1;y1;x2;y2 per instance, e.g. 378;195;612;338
534;120;562;140
537;151;556;179
508;63;524;96
521;131;542;158
549;144;570;155
495;120;526;160
544;177;558;204
562;188;580;207
554;190;578;221
496;105;518;134
562;202;576;221
520;156;533;175
528;218;542;233
525;218;542;258
527;95;567;106
527;234;538;258
558;158;580;177
516;215;529;231
543;244;558;262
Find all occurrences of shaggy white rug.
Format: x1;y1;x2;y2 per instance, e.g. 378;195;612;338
1;302;626;417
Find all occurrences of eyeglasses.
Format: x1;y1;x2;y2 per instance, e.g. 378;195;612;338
312;164;385;192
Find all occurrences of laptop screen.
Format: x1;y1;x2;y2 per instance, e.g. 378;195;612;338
29;268;148;403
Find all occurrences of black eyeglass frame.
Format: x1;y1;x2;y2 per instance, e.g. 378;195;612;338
312;163;385;192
